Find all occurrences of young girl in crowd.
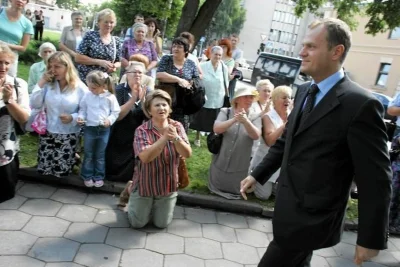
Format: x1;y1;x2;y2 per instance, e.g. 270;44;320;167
78;70;121;187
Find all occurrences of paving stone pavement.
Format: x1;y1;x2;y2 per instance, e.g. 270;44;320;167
0;181;399;267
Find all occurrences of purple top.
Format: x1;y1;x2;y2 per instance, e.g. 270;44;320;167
121;39;158;63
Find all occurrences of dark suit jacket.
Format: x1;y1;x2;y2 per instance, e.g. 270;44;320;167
252;76;392;251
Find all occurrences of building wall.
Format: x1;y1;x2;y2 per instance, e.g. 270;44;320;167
342;16;400;97
26;3;73;31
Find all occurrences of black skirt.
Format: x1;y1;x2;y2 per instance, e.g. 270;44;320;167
190;107;220;132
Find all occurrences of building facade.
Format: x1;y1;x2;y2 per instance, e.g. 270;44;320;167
239;0;314;63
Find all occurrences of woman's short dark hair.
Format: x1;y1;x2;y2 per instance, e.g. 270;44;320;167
172;37;190;56
179;32;194;45
144;18;160;38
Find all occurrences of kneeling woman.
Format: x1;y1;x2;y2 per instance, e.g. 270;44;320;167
127;90;192;228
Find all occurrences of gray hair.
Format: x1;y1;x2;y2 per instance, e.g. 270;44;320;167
211;45;223;54
126;61;146;73
309;18;352;63
97;8;117;24
256;79;274;90
38;42;57;57
131;22;148;36
71;11;84;20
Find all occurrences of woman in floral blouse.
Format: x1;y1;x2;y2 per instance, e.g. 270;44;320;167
75;8;122;83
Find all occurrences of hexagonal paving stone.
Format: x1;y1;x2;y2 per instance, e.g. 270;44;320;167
0;194;27;209
64;222;108;243
392;237;400;250
310;255;330;267
333;242;355;260
51;189;88;204
94;209;130;227
57;204;98;222
393;251;400;262
217;212;248;229
185;238;223;260
23;216;70;237
326;257;362;267
202;224;237;242
120;249;163;267
222;243;259;265
167;219;202;237
246;217;273;233
0;210;31;230
0;256;45;267
45;263;84;267
84;193;118;209
18;183;57;198
105;228;146;249
173;206;184;219
236;229;270;247
146;233;184;254
164;254;204;267
314;246;337;257
185;207;217;223
205;259;242;267
74;244;122;267
0;231;37;254
19;199;62;216
341;231;357;246
29;237;80;262
371;250;400;266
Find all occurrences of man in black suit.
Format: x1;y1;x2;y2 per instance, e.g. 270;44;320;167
240;18;392;266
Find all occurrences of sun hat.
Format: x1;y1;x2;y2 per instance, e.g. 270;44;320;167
231;87;259;105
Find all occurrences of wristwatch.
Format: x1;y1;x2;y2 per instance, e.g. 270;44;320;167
4;99;13;105
173;136;181;143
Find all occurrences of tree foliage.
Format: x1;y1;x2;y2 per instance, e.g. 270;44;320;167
293;0;400;35
207;0;246;39
55;0;80;10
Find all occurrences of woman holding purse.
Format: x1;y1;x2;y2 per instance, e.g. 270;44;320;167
30;52;88;177
190;46;229;147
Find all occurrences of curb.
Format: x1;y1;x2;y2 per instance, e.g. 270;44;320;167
18;167;358;230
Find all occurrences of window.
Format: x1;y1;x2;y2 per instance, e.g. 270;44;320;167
375;63;391;87
389;27;400;39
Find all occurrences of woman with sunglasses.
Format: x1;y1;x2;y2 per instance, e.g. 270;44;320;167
105;62;151;182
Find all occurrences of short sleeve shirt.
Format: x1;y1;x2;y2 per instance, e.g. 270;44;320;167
0;8;34;46
389;92;400;126
157;55;199;81
76;31;122;82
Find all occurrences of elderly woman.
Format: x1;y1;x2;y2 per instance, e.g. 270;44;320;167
27;42;56;94
0;44;30;203
75;8;122;83
30;52;88;177
119;54;155;90
59;11;88;61
121;23;158;76
156;37;199;133
127;89;192;228
208;87;261;200
0;0;34;76
249;85;292;200
144;18;162;57
191;46;228;147
105;62;151;182
250;79;274;157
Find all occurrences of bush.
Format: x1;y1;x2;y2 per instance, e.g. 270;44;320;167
19;38;59;64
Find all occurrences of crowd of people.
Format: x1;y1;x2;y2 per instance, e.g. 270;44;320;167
0;2;394;265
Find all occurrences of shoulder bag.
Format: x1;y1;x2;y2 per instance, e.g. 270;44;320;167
29;87;48;135
221;62;231;108
206;108;231;154
178;156;189;189
12;79;26;135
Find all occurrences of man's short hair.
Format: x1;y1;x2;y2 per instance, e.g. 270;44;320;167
309;18;352;63
135;14;144;19
230;34;240;39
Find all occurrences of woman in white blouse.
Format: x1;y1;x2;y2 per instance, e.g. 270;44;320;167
30;51;88;177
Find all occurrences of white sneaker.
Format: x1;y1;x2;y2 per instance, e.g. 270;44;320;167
94;180;104;188
194;139;201;147
84;180;94;187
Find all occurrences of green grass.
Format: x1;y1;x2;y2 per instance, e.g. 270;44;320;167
42;30;61;41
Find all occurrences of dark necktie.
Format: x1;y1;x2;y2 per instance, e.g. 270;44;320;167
298;84;319;128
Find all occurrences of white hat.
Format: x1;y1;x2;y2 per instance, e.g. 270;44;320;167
231;87;259;104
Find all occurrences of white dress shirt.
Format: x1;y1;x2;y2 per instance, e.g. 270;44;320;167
78;90;121;126
30;81;88;134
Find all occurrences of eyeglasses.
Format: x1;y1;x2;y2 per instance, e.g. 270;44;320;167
126;71;143;75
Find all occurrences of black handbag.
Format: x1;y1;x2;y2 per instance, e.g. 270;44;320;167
221;63;231;108
206;108;230;154
179;77;206;115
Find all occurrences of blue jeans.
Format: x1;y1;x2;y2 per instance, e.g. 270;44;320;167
81;126;110;181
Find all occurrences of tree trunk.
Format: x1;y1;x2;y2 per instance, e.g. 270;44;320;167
175;0;200;36
189;0;223;47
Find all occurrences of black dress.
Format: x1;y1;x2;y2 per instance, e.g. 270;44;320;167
105;83;147;182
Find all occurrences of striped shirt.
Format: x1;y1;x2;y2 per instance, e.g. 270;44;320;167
133;119;189;197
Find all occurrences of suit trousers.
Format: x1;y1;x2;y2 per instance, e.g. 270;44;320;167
258;239;313;267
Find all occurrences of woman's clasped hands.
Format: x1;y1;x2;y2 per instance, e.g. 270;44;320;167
234;108;250;124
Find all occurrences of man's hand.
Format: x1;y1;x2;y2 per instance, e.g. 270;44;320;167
354;245;379;265
240;175;257;200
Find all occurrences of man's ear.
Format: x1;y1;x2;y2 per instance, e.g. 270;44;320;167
332;44;345;62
